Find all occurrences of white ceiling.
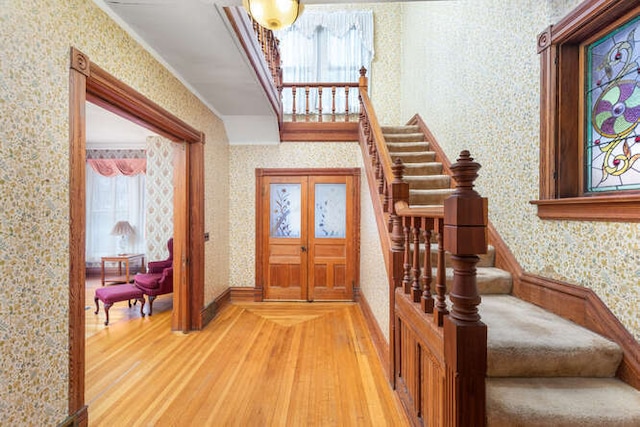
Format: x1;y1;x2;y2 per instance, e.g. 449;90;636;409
89;0;428;144
86;101;157;149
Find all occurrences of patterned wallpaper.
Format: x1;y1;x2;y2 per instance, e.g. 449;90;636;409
399;0;640;341
228;142;389;338
145;136;174;262
86;149;146;159
0;0;229;424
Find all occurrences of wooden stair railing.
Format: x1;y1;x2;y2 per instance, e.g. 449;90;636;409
359;82;489;425
225;7;362;141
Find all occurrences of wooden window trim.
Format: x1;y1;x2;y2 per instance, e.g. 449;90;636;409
533;0;640;222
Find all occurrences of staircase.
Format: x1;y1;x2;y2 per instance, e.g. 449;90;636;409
382;125;640;426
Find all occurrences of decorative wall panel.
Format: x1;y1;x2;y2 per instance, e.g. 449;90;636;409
145;136;174;261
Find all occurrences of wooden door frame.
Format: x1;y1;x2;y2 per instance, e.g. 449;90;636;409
68;47;205;424
255;168;361;302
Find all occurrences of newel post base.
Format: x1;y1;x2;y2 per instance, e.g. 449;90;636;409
443;317;487;427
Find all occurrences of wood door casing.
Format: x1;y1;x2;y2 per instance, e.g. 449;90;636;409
256;169;360;302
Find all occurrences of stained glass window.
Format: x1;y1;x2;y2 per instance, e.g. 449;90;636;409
314;183;346;238
270;184;301;238
586;15;640;192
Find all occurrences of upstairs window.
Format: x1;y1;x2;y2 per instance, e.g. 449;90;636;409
276;10;374;115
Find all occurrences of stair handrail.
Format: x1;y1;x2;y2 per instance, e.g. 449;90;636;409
359;75;488;424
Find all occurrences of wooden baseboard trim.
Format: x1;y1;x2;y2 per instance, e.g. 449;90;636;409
58;405;87;427
200;288;232;329
230;286;262;302
355;287;390;379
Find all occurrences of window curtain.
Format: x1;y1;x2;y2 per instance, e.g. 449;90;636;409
86;162;146;263
276;10;374;114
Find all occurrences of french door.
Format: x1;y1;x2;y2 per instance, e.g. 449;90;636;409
256;169;360;301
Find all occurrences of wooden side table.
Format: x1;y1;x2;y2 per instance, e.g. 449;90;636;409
101;254;146;286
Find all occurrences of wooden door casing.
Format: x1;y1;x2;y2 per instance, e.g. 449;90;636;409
256;169;360;302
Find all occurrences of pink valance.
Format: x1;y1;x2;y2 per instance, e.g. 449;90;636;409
87;159;146;177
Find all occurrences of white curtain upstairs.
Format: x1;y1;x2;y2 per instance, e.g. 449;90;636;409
276;10;374;114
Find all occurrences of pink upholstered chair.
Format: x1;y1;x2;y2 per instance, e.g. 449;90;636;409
134;238;173;315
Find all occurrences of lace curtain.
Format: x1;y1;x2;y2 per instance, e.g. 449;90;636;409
86;161;146;263
275;10;374;114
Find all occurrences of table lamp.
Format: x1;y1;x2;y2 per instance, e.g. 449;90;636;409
111;220;135;255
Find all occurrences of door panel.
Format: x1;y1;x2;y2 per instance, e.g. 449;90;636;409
263;176;308;300
308;175;354;301
260;171;357;302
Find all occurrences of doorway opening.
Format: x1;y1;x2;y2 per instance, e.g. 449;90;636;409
68;47;204;422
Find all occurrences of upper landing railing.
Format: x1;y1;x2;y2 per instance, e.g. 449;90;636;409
225;7;362;141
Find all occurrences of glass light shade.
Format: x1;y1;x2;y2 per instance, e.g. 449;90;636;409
243;0;303;31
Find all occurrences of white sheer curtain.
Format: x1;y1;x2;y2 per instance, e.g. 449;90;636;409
276;10;374;114
86;166;146;263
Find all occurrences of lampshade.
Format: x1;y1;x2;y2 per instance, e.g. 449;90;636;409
243;0;303;31
110;221;135;237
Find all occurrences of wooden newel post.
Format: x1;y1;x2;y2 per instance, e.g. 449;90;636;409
359;66;368;92
442;150;488;427
390;158;409;289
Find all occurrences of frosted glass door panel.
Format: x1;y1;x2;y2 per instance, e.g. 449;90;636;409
314;183;346;238
270;183;301;238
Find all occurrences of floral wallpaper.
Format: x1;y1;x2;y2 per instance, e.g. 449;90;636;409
0;0;228;424
145;136;174;262
400;0;640;341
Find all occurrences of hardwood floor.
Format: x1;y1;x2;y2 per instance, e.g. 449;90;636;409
86;301;409;426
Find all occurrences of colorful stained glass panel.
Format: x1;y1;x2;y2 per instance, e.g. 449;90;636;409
270;183;301;238
314;184;346;238
585;15;640;192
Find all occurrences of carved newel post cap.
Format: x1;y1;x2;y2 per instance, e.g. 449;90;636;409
444;150;487;254
359;66;367;77
450;150;480;197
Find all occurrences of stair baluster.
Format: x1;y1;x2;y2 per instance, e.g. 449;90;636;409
434;219;448;325
421;221;434;313
411;218;422;302
402;218;412;294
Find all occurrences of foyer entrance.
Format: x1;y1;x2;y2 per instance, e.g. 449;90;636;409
256;169;360;301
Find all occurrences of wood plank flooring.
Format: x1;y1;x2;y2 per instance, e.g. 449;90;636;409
86;301;409;426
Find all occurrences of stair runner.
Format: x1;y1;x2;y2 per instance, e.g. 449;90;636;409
382;125;640;426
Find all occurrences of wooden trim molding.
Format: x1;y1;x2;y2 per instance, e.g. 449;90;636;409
68;47;205;424
230;287;263;302
355;288;390;379
280;121;359;142
201;288;232;327
531;194;640;222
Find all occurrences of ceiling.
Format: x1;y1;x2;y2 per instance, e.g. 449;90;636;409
90;0;412;145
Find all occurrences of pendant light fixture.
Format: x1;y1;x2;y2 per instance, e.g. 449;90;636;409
243;0;303;31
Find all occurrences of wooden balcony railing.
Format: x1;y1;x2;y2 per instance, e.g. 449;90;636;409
359;84;489;426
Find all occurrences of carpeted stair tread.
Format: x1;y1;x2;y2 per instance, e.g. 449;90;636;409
403;174;451;189
430;267;512;295
487;377;640;427
481;295;622;377
403;162;443;176
386;141;430;152
410;189;455;205
421;243;495;267
384;133;425;143
381;125;420;134
390;151;437;163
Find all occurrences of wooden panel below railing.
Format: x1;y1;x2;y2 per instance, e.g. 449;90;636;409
280;121;359;141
